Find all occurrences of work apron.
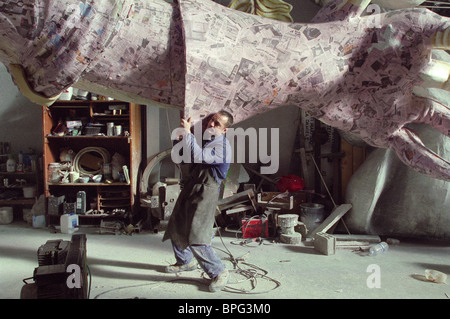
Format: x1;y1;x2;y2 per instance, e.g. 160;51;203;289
162;164;219;250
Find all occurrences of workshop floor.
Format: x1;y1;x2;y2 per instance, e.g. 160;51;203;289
0;221;449;302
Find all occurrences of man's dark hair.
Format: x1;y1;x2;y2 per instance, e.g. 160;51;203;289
217;110;234;128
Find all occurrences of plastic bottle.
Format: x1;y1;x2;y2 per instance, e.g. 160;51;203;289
16;151;24;172
368;242;389;256
6;155;16;172
60;213;79;234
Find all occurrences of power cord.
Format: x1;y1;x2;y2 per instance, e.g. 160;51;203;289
214;220;281;294
88;218;281;298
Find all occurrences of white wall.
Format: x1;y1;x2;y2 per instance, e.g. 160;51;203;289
0;63;42;156
145;104;302;182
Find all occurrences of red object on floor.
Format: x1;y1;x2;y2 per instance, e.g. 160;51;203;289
241;216;269;239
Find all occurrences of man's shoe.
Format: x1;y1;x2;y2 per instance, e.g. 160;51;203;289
165;259;198;273
209;269;229;292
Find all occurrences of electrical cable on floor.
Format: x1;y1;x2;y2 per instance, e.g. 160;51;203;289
92;281;165;299
89;264;210;299
213;220;281;294
87;216;281;298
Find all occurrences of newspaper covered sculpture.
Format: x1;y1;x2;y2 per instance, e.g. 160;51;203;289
0;0;449;181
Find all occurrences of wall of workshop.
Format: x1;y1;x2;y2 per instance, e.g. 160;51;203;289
145;104;301;189
144;105;182;183
0;63;42;158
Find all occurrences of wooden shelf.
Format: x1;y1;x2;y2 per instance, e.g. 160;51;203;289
42;99;142;225
0;165;42;211
47;213;127;219
77;214;125;218
46;136;130;139
0;198;36;205
48;182;130;186
0;171;37;175
92;114;129;118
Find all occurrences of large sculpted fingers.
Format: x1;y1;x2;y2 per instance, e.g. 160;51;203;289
419;59;450;91
431;28;450;49
390;127;450;181
413;88;450;137
425;100;450;137
414;49;450;139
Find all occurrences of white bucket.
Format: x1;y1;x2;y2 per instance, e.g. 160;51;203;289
300;203;325;232
60;214;79;234
0;207;13;224
23;185;36;198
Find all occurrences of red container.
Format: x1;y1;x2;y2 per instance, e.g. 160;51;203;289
241;216;269;239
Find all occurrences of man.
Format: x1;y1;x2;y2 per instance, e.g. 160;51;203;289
163;110;234;292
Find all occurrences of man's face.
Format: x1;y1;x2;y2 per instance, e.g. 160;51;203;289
204;113;228;139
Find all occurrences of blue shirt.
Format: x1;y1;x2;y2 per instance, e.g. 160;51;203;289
182;132;231;184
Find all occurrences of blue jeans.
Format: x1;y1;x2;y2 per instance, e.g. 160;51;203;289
171;241;225;278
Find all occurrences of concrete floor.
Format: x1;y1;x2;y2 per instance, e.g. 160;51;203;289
0;221;449;300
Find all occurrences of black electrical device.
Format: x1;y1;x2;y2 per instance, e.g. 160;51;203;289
21;234;88;299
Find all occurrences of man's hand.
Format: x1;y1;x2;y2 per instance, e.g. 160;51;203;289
181;117;192;133
173;117;192;141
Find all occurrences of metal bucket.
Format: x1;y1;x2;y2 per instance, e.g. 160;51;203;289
300;203;325;232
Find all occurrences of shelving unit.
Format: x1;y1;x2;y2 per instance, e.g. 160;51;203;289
42;100;142;226
0;170;41;207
